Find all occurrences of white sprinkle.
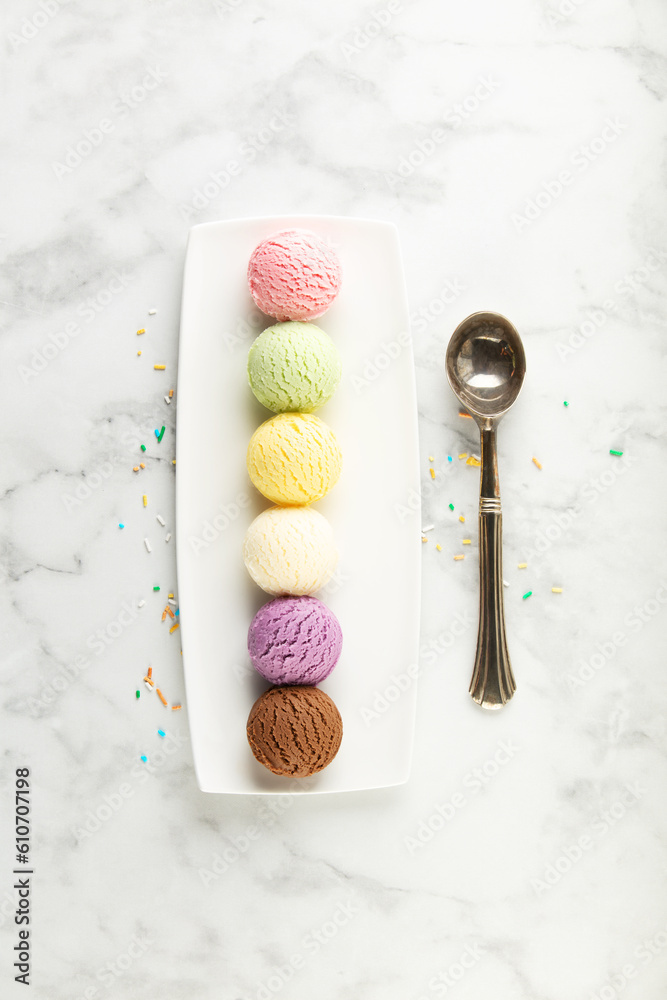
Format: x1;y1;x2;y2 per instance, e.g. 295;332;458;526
167;598;177;606
138;600;146;608
144;538;152;553
149;309;157;315
472;454;481;462
421;524;434;532
165;533;172;542
164;396;171;404
503;579;509;588
144;680;154;691
156;514;166;526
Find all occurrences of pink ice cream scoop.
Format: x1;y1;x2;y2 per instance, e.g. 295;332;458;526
247;229;342;322
247;596;343;685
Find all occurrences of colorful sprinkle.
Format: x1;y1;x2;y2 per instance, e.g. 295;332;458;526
169;390;174;398
459;515;465;523
161;609;168;622
144;679;154;690
135;690;140;699
552;587;563;593
453;554;465;561
156;514;166;526
518;562;527;569
140;755;148;763
532;457;542;470
466;456;481;466
171;703;182;711
164;396;171;404
156;688;167;707
153;585;160;591
133;466;140;473
137;328;145;336
138;600;146;608
137;351;142;356
503;580;509;588
422;524;434;532
169;622;180;634
462;539;471;545
139;463;145;469
168;593;174;600
429;468;435;479
141;445;146;452
148;309;157;315
421;536;428;543
144;538;152;553
563;401;569;407
428;455;434;462
157;729;165;738
610;449;623;456
154;364;166;370
448;503;454;511
458;410;472;419
458;453;468;460
156;426;166;443
522;591;532;600
118;523;124;529
436;544;442;551
165;533;172;542
166;607;175;619
147;667;152;679
143;495;148;507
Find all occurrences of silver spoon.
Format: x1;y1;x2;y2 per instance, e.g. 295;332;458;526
445;312;526;709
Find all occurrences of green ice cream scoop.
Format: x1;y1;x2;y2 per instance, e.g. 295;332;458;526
247;322;342;413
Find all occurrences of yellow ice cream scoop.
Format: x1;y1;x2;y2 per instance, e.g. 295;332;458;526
246;413;342;506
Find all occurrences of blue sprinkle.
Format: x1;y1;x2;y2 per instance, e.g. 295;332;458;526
175;608;179;616
140;755;147;763
447;456;452;462
157;729;165;738
118;523;124;529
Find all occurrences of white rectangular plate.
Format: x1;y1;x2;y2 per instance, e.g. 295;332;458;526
176;216;421;794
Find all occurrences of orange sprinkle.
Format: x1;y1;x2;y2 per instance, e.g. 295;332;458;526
133;466;140;472
466;456;481;467
136;329;145;336
139;462;145;469
166;607;175;619
156;688;167;706
532;457;542;470
143;676;154;687
171;703;182;710
168;389;174;398
458;410;473;419
169;622;180;634
161;609;168;621
147;667;152;679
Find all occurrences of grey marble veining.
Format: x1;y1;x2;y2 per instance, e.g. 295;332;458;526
1;0;667;997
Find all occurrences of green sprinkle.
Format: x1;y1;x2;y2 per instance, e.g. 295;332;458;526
448;503;454;511
141;444;146;452
522;591;532;600
563;401;569;407
153;586;160;592
136;690;140;699
610;449;623;456
156;426;166;443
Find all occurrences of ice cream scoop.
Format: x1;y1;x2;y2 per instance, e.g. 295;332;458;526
243;506;338;596
247;229;342;322
248;596;343;685
247;321;342;413
246;412;342;506
246;685;343;776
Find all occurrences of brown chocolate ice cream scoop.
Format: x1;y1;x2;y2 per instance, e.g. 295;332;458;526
246;686;343;777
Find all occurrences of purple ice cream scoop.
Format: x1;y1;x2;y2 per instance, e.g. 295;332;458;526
247;596;343;685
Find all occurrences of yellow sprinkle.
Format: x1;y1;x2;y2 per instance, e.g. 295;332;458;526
429;468;435;479
518;562;527;569
466;456;481;466
137;329;145;335
169;622;180;634
143;495;148;507
552;587;563;593
172;459;176;465
421;536;428;543
436;544;442;551
168;593;174;598
453;554;465;561
458;453;468;460
462;539;471;545
154;364;166;370
459;515;465;523
137;351;142;356
532;457;542;470
428;455;434;462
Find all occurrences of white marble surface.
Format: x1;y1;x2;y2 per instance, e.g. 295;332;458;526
1;0;667;997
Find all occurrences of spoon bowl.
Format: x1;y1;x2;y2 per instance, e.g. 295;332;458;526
445;311;526;709
446;312;526;423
